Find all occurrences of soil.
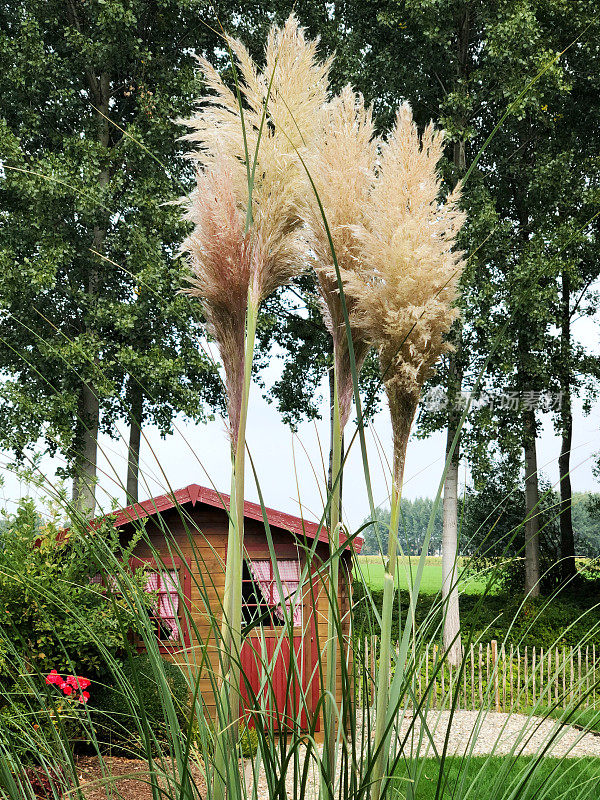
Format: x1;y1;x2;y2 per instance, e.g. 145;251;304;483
74;755;206;800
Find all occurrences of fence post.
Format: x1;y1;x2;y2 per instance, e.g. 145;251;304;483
425;643;429;707
471;644;475;710
479;644;483;706
510;644;514;710
433;644;438;710
418;648;422;706
517;646;521;711
586;646;589;708
492;639;499;712
371;635;377;707
501;643;506;711
594;644;597;710
547;648;551;706
555;647;559;707
441;651;445;708
563;646;567;708
540;647;544;707
570;647;574;705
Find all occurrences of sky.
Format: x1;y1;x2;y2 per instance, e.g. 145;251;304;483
1;310;598;532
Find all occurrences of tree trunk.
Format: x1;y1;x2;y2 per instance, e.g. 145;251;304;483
127;381;143;503
71;71;110;515
559;270;577;583
523;407;541;596
442;340;463;665
72;382;100;517
441;3;470;665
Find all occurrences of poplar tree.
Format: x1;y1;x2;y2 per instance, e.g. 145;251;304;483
0;0;225;510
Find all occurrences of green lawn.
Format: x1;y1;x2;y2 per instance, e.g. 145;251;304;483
394;756;600;799
524;705;600;735
355;555;490;595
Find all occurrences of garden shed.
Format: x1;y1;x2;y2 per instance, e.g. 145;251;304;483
105;483;362;732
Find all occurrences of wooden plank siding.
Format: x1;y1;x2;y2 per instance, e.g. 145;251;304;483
119;500;353;734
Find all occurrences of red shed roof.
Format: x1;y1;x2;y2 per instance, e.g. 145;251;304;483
109;483;363;553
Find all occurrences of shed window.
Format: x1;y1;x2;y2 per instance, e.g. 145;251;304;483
90;559;181;644
145;570;180;641
242;558;302;627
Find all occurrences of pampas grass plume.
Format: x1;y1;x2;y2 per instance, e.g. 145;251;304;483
181;15;330;441
346;104;466;483
304;86;378;427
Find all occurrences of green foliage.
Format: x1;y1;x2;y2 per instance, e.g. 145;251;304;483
0;0;225;481
361;498;443;556
256;278;383;430
461;478;600;593
353;583;600;650
395;756;600;800
239;724;259;758
0;497;149;684
570;493;600;558
92;654;189;748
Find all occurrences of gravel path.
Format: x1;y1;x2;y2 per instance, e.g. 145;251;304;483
392;708;600;758
244;709;600;800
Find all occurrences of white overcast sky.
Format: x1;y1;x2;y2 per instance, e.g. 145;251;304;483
1;305;599;532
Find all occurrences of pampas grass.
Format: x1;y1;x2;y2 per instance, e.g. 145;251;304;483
304;85;377;429
182;16;464;800
181;14;329;442
347;103;465;486
302;84;379;773
180;16;331;798
340;103;466;799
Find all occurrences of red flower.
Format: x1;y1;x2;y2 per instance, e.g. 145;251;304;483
61;683;73;696
66;675;91;690
45;670;62;685
79;692;90;704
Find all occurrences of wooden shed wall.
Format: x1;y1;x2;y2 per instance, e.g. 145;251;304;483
124;502;352;730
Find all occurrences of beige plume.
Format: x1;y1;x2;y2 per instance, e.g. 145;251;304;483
346;104;466;483
180;15;330;441
303;86;378;427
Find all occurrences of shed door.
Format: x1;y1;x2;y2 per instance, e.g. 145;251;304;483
239;557;318;731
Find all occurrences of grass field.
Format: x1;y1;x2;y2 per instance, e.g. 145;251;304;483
394;756;600;799
355;555;491;595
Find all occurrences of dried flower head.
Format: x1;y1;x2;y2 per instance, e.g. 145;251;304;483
346;104;466;483
304;86;378;427
181;15;330;440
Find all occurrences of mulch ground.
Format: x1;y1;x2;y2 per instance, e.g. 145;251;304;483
74;756;206;800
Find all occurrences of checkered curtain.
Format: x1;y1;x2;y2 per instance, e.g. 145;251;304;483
248;559;302;625
145;570;180;639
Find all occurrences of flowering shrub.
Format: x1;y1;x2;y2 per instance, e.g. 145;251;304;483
45;670;91;705
0;498;150;686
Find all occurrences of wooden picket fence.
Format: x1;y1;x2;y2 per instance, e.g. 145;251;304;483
356;637;600;712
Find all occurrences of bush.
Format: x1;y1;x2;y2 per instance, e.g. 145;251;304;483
0;498;150;689
353;582;600;649
92;654;190;750
240;724;259;757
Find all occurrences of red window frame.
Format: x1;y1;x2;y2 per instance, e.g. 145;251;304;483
242;556;303;629
129;555;192;652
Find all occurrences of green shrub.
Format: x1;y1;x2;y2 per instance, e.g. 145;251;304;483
239;724;258;757
353;582;600;649
0;498;150;688
92;654;190;749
